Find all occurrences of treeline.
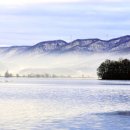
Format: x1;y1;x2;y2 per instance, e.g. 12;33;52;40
0;71;89;78
97;59;130;80
22;73;71;78
1;71;72;78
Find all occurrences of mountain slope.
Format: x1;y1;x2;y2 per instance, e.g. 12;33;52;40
1;35;130;57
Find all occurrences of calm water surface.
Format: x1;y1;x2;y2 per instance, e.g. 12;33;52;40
0;78;130;130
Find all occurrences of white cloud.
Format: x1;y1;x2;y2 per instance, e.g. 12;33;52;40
1;0;129;6
85;0;129;2
0;0;129;7
0;0;82;6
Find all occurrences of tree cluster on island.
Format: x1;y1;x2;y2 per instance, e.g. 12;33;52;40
97;59;130;80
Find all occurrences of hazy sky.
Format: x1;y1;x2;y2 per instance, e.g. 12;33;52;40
0;0;130;46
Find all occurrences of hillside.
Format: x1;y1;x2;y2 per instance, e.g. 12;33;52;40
0;35;130;57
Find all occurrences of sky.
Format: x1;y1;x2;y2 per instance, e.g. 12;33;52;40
0;0;130;46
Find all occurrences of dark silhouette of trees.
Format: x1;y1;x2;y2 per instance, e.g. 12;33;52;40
16;74;20;77
97;59;130;80
5;71;13;78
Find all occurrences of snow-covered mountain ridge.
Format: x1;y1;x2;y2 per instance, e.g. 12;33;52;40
1;35;130;57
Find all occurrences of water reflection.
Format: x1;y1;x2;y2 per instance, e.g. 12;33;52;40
0;78;129;130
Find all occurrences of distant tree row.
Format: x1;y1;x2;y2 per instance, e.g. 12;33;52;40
97;59;130;80
5;71;13;78
2;71;72;78
23;73;72;78
1;71;89;78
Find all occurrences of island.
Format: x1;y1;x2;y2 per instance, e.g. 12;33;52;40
97;59;130;80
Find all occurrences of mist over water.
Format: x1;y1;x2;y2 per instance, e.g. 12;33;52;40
0;53;129;77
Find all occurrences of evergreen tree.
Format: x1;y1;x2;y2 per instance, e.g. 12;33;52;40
5;71;12;78
97;59;130;80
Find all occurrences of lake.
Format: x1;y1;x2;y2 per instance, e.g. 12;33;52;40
0;78;130;130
